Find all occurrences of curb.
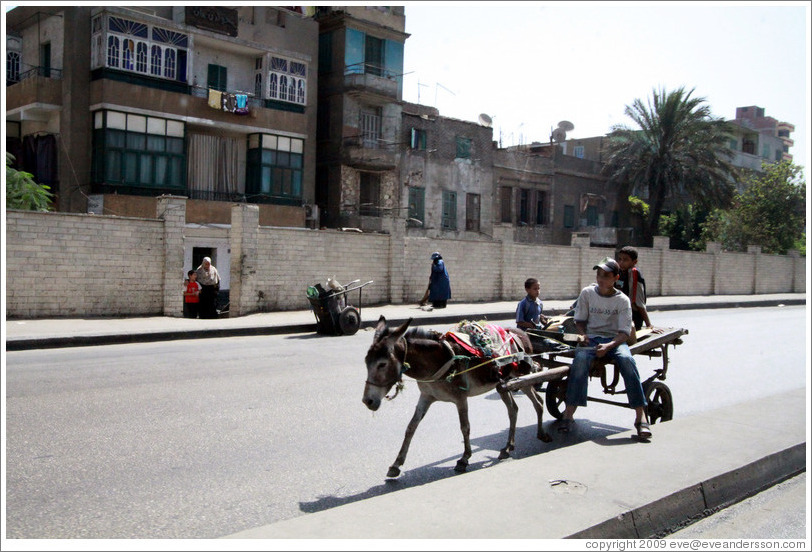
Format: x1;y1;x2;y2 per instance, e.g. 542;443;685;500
5;298;804;351
569;442;806;538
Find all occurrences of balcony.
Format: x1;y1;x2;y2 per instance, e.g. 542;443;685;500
342;135;398;170
5;67;63;118
343;63;400;99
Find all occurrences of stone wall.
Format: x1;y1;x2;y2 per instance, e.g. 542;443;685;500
4;202;806;319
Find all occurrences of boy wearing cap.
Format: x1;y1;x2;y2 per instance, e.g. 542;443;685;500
558;257;651;440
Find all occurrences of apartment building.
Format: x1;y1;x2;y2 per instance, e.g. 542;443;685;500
6;8;318;212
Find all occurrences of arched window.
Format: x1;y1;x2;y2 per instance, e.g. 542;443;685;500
279;76;288;101
7;51;20;83
122;39;134;70
136;42;148;73
297;80;305;104
107;35;120;67
288;78;296;102
163;48;176;79
269;73;278;99
150;45;162;76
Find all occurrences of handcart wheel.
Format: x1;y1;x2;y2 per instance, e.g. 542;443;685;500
338;306;361;336
544;378;567;420
643;381;673;423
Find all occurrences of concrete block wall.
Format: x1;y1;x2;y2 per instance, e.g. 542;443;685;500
4;206;805;319
5;210;164;318
715;251;757;294
249;226;391;312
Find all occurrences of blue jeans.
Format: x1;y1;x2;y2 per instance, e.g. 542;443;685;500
565;337;647;408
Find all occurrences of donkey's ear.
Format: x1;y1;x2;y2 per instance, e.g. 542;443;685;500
391;317;413;340
373;315;388;341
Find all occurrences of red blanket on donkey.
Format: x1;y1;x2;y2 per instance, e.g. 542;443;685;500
442;321;523;377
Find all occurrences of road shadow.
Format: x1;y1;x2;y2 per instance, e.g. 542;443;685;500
298;417;632;515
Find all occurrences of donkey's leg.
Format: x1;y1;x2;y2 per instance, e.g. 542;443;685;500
496;388;519;459
454;399;473;472
523;386;553;442
387;393;435;478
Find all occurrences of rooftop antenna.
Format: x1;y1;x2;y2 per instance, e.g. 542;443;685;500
417;80;429;104
435;82;455;108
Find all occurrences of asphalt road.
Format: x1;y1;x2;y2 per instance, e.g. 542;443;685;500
4;305;806;539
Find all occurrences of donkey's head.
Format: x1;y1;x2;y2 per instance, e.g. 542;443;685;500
362;315;413;411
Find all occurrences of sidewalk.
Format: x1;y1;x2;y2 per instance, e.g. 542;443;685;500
4;293;805;351
224;388;806;539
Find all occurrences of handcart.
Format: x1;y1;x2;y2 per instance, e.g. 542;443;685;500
306;279;373;336
505;316;688;424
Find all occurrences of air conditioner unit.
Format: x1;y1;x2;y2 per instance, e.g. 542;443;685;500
304;204;320;229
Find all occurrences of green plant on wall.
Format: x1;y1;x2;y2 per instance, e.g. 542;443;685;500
6;152;53;211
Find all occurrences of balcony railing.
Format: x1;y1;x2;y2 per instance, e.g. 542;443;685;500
7;66;62;86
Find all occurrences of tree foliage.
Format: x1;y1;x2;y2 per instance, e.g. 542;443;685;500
6;152;54;211
603;87;738;245
658;204;710;251
700;161;805;255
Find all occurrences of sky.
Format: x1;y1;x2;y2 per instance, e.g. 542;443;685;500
3;1;809;177
400;1;810;179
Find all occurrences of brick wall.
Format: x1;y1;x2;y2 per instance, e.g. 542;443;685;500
4;205;806;319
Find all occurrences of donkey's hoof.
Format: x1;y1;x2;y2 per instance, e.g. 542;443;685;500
386;466;401;478
539;431;553;443
498;449;511;460
454;460;468;473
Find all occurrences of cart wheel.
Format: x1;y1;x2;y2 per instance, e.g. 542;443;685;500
338;306;361;336
544;378;567;420
644;381;673;423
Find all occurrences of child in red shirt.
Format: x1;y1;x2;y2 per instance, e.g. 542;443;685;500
183;270;202;319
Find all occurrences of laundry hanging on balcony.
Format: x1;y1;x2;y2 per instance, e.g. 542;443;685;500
208;89;249;115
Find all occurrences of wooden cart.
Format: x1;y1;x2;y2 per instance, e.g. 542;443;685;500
505;325;689;424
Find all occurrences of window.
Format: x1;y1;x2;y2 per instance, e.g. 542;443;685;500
586;205;598;226
7;50;20;83
500;187;512;223
519;189;530;225
455;136;472;159
344;27;404;81
40;42;51;78
93;14;188;83
246;133;304;204
535;191;546;225
92;110;185;192
360;107;381;148
611;210;619;227
207;64;227;92
408;186;425;226
359;173;381;216
364;35;383;76
442;190;457;230
267;55;307;105
410;128;427;150
573;145;584;159
466;193;480;232
563;205;575;229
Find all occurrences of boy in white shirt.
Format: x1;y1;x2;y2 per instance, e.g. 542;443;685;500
558;257;651;440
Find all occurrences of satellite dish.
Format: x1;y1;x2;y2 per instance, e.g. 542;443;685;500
558;120;575;132
552;128;567;142
478;113;493;127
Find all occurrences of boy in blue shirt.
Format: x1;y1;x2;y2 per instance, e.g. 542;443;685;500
516;277;549;330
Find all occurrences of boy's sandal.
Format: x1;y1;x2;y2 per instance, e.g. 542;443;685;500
557;418;574;434
635;421;652;439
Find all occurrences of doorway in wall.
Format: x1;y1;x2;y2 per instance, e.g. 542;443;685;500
192;247;216;271
191;247;227;315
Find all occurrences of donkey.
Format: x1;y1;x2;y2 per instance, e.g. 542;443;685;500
363;316;553;478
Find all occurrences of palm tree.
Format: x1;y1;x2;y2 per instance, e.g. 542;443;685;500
602;87;737;245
